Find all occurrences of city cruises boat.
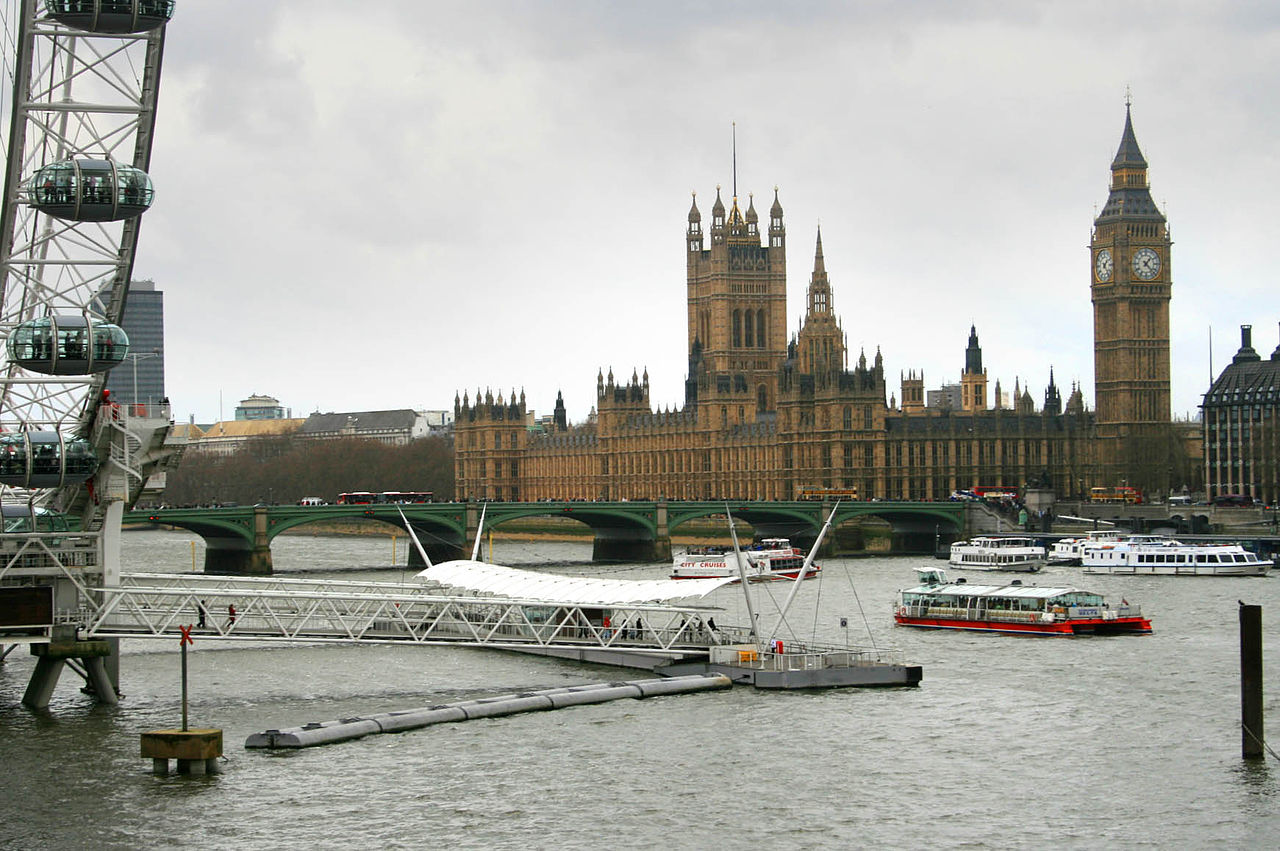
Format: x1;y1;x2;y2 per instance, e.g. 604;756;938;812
948;536;1045;572
1080;535;1272;576
1048;530;1124;565
894;568;1153;635
662;507;921;688
671;538;821;581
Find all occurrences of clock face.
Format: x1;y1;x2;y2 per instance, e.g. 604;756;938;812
1132;247;1161;280
1095;249;1113;282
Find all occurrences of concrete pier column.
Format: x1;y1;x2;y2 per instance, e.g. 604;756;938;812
22;656;65;709
84;656;118;705
22;637;116;709
141;729;223;777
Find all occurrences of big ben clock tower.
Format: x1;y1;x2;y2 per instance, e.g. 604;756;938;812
1091;100;1172;486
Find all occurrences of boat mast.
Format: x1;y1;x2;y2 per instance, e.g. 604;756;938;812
472;503;489;561
396;507;433;568
766;502;839;647
725;505;759;641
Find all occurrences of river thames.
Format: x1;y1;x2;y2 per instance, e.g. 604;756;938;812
2;529;1278;849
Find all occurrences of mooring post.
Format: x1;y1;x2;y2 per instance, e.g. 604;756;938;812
1240;602;1263;760
181;631;189;732
142;625;222;775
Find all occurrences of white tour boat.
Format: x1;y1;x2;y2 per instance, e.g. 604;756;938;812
1080;535;1272;576
671;538;820;581
948;536;1045;572
1048;530;1124;565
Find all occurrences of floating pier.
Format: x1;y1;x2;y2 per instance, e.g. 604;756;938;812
245;674;731;749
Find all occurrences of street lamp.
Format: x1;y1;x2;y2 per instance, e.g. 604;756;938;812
123;350;159;412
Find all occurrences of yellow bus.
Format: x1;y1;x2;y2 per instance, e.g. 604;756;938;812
1089;486;1143;505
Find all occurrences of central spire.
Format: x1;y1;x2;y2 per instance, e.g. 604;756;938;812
1112;102;1148;171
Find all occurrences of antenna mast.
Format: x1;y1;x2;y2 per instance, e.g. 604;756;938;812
732;121;737;199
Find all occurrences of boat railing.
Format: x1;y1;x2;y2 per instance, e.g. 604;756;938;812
758;644;904;671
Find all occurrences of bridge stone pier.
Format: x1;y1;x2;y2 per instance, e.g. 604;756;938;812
204;506;273;575
462;503;673;564
590;525;670;563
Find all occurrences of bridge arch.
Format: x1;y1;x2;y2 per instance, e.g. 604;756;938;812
129;499;969;573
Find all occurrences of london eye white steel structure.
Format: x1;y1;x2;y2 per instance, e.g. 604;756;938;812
0;0;171;519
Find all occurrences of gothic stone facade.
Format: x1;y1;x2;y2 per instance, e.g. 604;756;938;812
455;109;1185;502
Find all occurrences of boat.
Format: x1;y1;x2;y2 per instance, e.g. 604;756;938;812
1048;529;1124;565
671;538;820;581
948;536;1045;572
1080;535;1272;576
894;568;1153;635
661;505;922;688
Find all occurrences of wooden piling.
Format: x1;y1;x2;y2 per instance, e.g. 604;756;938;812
1240;603;1264;759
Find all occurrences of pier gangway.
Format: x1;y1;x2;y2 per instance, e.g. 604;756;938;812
83;573;728;670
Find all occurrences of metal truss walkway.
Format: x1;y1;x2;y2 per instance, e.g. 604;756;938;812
84;573;731;668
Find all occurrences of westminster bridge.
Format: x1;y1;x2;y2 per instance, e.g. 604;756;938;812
123;500;973;575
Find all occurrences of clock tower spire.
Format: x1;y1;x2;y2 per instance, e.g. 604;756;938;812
1090;99;1173;489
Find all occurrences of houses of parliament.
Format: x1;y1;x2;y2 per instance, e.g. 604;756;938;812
454;106;1197;503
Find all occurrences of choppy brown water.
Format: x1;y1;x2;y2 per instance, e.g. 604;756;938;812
2;530;1278;849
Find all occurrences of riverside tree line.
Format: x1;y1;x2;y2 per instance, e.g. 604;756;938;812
160;434;455;506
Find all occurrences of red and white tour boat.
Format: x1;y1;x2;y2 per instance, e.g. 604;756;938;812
671;538;820;582
893;568;1152;636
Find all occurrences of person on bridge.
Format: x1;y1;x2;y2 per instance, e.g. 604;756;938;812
227;603;236;627
197;600;207;629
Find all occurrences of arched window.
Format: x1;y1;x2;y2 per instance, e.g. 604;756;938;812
732;310;741;348
757;310;766;348
744;309;754;347
843;406;853;430
757;385;768;412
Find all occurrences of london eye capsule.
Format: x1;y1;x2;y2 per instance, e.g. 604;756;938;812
29;160;154;222
0;432;99;489
43;0;175;34
6;315;129;376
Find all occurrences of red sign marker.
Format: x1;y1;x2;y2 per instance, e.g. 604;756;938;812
179;624;194;646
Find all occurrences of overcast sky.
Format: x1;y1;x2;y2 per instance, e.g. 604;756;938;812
134;1;1280;425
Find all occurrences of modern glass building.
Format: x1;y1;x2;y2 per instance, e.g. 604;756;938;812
235;394;288;420
104;279;165;407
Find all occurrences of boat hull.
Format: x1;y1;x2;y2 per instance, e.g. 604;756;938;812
1082;563;1269;577
894;614;1152;635
947;559;1044;573
670;566;820;582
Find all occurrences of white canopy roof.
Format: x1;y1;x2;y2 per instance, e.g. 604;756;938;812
414;560;737;605
902;582;1084;600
